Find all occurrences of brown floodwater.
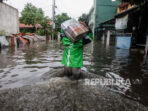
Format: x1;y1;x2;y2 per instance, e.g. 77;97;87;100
0;39;148;106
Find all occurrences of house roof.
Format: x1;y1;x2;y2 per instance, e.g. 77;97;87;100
19;23;33;28
115;6;138;18
19;23;42;29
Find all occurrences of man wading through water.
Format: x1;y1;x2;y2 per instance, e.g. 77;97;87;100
61;22;93;80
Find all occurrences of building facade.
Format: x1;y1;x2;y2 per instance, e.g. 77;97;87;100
0;2;19;36
88;0;120;36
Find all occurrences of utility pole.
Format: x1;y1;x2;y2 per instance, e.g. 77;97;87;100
52;0;56;41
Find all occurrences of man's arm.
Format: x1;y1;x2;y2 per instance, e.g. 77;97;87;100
60;29;72;46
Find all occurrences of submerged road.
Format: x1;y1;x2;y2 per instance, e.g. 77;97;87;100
0;39;148;108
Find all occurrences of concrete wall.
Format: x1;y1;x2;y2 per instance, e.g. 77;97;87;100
95;0;120;29
88;0;120;36
88;7;95;33
0;2;19;36
88;0;95;35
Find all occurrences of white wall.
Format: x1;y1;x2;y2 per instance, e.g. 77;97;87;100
0;3;19;36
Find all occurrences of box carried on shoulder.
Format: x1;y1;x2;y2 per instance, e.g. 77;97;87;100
61;19;88;42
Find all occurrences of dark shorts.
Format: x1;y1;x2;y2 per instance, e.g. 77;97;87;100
64;67;81;79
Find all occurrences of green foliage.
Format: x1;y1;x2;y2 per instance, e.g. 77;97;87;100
20;28;34;33
0;30;6;36
53;31;58;39
40;17;52;36
20;3;44;26
78;13;88;25
36;29;45;36
20;3;52;36
54;13;71;31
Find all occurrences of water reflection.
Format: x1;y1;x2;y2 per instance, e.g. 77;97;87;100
0;39;148;106
0;42;63;89
91;39;148;106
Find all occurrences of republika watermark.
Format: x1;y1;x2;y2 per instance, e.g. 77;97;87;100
84;78;134;86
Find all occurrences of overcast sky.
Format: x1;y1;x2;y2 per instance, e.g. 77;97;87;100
5;0;94;19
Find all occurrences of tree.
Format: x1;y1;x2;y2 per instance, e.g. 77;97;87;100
40;16;52;39
54;13;71;31
20;3;44;28
78;13;88;25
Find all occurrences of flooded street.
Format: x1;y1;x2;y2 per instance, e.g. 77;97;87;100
91;39;148;106
0;42;64;89
0;39;148;106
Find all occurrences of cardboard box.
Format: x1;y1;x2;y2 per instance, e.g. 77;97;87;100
61;19;88;42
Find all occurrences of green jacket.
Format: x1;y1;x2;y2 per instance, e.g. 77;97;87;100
61;30;93;68
62;36;83;68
